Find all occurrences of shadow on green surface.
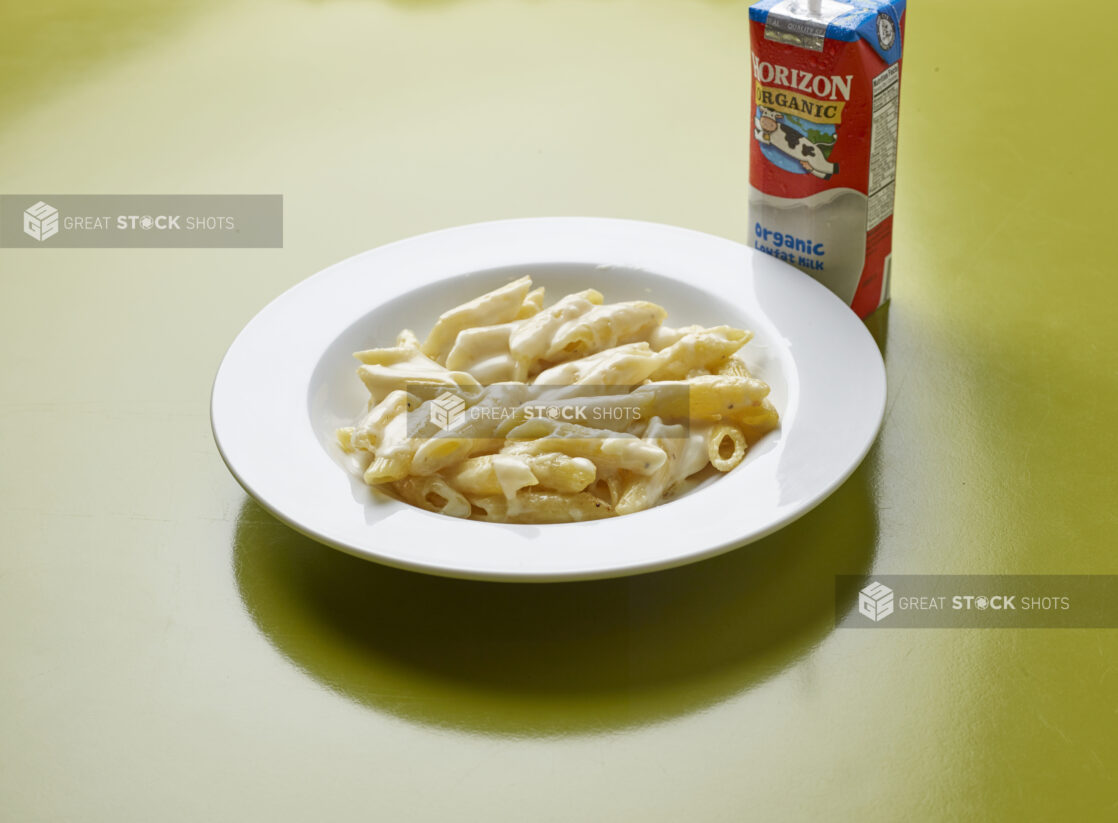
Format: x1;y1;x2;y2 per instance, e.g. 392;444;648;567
233;458;879;737
864;301;890;357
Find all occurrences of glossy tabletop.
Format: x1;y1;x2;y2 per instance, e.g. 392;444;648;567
2;1;1116;820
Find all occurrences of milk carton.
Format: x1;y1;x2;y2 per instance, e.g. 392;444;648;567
748;0;905;316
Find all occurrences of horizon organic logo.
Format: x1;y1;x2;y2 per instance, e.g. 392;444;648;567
23;201;59;241
429;391;466;431
859;581;894;622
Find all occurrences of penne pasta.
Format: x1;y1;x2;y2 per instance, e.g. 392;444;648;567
469;490;614;523
533;342;664;386
422;276;532;364
648;327;752;381
544;301;668;362
716;356;753;378
517;287;547;318
393;475;472;518
445;323;518;384
502;418;668;474
727;397;780;438
356;363;481;404
336;426;356;453
364;452;412;485
509;289;603;376
337;276;780;522
522;454;597;494
350;389;414;452
707;423;748;472
683;375;770;420
445;453;596;498
615;418;711;515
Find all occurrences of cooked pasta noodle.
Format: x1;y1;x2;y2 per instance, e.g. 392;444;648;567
707;423;748;472
337;277;779;522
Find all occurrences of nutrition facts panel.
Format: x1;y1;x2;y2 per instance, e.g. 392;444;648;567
868;62;901;229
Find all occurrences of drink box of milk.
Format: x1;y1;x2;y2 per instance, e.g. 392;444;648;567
748;0;905;317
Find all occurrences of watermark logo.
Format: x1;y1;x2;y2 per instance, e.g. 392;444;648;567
859;581;894;622
23;201;59;241
837;575;1117;629
2;194;281;247
430;391;467;431
406;383;690;439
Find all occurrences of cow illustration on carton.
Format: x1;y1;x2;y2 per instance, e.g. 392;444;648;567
753;106;837;179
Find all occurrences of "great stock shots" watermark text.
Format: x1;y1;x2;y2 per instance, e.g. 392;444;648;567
2;195;281;248
837;576;1118;628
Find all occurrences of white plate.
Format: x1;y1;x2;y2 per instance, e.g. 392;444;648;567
212;218;885;581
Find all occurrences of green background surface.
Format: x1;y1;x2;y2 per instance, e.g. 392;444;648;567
2;1;1116;820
